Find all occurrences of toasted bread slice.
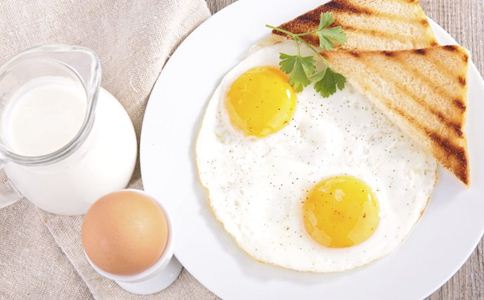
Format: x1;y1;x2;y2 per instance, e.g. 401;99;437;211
322;46;470;185
274;0;437;51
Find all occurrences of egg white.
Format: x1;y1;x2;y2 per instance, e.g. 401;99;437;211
196;41;437;272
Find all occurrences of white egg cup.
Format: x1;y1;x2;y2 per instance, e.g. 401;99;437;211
84;189;183;295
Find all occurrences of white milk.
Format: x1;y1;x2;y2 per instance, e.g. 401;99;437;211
2;77;137;215
4;77;87;156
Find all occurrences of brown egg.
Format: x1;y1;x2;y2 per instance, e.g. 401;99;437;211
82;191;169;276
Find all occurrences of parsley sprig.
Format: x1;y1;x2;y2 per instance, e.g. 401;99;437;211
266;13;347;98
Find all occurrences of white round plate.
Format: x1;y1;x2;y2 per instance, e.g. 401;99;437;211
140;0;484;299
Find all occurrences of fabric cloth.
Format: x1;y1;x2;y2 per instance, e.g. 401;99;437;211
0;0;214;298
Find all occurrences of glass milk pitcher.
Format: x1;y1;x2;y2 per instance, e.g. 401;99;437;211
0;45;137;215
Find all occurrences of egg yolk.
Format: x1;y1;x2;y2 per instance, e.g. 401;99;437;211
303;176;380;248
226;66;296;137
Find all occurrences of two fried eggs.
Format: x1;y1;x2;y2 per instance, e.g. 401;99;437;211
196;41;437;272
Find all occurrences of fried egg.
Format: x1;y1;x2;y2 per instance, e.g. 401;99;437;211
196;41;437;272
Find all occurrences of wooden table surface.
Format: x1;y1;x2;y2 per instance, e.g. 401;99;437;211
204;0;484;299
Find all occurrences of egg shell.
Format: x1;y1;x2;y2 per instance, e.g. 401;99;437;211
82;191;169;276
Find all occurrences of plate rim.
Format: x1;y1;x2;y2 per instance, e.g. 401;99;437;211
140;0;484;298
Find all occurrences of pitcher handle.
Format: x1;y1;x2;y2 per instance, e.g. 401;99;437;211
0;160;21;208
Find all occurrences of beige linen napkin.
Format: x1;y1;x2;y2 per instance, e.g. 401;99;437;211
0;0;215;298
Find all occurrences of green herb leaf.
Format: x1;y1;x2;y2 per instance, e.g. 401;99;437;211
310;65;328;82
267;12;347;98
316;13;347;51
314;68;346;97
279;53;315;92
318;12;335;30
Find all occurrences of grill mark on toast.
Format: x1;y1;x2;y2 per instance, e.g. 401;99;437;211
276;0;436;47
356;79;460;149
322;0;422;21
295;14;320;26
451;124;464;137
424;53;467;89
383;51;396;57
302;35;321;47
320;0;372;15
428;132;467;164
443;45;459;52
386;106;467;183
420;19;429;26
358;55;463;137
328;53;468;184
443;45;469;62
341;25;419;44
428;132;468;183
349;51;361;57
385;80;455;131
414;49;427;55
276;0;372;36
390;55;467;113
453;98;466;111
360;82;464;159
458;76;467;86
278;12;420;34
